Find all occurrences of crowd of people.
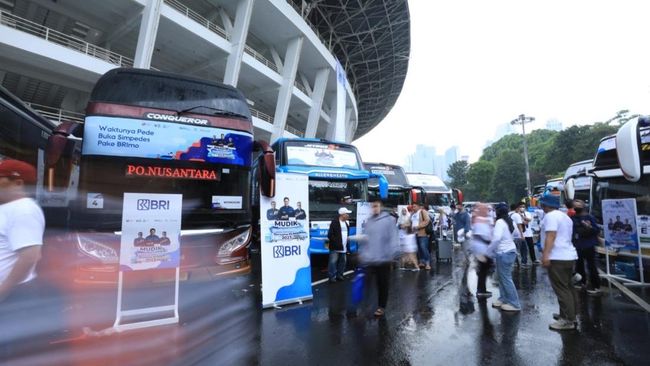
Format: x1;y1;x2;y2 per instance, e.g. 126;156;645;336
325;189;602;331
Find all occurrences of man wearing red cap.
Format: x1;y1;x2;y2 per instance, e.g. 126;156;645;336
0;159;45;303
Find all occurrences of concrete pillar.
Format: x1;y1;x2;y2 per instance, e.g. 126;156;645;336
133;0;162;69
223;0;255;86
270;36;304;141
333;61;347;142
304;68;330;138
345;109;355;143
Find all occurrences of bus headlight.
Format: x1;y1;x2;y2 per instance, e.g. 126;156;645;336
218;229;251;257
77;235;118;263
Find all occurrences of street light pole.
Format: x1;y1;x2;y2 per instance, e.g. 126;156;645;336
511;114;535;197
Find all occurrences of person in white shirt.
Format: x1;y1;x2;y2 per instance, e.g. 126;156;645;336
540;191;578;331
0;159;44;304
518;203;539;264
470;203;493;298
509;203;525;266
486;204;521;312
327;207;352;283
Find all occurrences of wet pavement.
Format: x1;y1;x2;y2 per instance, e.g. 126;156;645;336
3;247;650;366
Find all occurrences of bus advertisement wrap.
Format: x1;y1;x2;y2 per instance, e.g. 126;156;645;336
602;199;639;250
119;193;183;271
260;173;312;308
82;116;253;166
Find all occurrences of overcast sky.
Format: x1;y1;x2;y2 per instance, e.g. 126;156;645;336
354;0;650;165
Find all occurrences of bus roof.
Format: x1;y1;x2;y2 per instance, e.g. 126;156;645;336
89;68;251;121
593;126;650;174
406;172;449;192
364;162;409;187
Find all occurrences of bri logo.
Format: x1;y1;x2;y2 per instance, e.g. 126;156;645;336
137;199;170;211
273;245;301;258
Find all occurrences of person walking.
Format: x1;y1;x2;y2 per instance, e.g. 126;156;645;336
326;207;352;283
359;198;400;317
471;203;493;298
454;202;472;242
0;160;46;359
398;206;418;270
571;199;601;295
509;203;525;267
487;203;521;312
0;160;44;303
411;203;432;270
540;191;578;331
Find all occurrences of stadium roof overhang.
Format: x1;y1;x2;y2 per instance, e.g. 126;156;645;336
290;0;410;139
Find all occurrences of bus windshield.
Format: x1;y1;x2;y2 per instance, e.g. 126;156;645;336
75;69;254;230
284;141;362;170
369;188;409;209
308;179;366;221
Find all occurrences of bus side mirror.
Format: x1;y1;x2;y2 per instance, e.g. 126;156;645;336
616;117;644;182
565;178;576;200
255;140;276;198
369;173;388;199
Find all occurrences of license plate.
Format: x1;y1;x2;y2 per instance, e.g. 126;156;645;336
152;271;189;283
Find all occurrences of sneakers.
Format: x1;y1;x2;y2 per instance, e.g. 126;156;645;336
573;283;585;290
549;319;577;331
328;278;337;283
500;304;521;312
492;300;503;308
587;288;602;296
476;291;493;298
572;273;583;284
533;260;541;264
336;275;345;281
425;265;432;270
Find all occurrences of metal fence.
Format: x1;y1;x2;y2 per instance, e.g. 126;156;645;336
164;0;228;40
0;10;133;68
26;103;85;125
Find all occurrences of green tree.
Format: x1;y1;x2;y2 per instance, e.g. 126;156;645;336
490;149;527;204
447;160;469;189
466;160;495;201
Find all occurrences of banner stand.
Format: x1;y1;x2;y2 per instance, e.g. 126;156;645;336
601;246;649;288
113;269;180;332
600;199;649;288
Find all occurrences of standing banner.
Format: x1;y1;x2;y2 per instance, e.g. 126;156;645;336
114;193;183;332
638;215;650;249
602;199;639;250
260;173;312;308
602;198;646;286
356;202;372;235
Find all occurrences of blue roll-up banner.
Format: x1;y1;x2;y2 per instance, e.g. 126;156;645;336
261;173;313;308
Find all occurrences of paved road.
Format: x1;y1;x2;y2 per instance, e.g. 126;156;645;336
3;248;650;366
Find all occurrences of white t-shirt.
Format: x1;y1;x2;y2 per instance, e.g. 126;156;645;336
509;211;523;239
523;211;533;238
411;211;421;231
487;218;517;255
541;210;577;260
338;220;348;253
0;198;45;284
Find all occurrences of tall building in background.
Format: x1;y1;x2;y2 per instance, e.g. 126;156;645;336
407;145;461;181
406;145;436;174
494;122;516;141
546;119;563;131
441;146;459;181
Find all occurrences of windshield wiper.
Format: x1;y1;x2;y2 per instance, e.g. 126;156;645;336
177;106;248;119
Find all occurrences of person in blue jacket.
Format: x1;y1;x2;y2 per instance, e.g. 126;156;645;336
571;199;601;295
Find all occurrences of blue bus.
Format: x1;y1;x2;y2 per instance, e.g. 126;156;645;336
270;138;387;255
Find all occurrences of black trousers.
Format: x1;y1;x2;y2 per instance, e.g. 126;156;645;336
477;258;492;293
576;246;600;290
370;263;391;308
523;237;537;262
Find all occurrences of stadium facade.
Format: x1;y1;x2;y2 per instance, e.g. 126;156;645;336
0;0;409;142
